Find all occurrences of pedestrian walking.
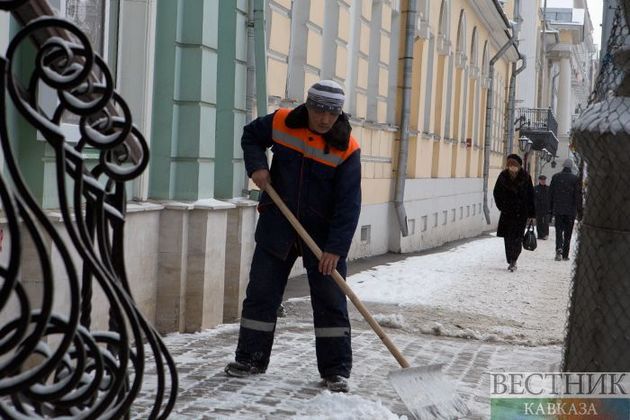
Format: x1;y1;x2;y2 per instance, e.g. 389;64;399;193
549;158;583;261
224;80;362;393
534;175;551;239
493;154;535;272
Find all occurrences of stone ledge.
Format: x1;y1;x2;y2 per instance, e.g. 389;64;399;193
157;199;236;211
224;197;259;208
127;201;165;213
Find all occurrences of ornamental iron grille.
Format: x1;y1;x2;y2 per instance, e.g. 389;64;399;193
0;0;177;418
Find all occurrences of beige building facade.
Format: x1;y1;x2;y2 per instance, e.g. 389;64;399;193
0;0;520;336
264;0;518;258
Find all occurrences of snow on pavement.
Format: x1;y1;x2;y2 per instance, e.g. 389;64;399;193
138;230;574;419
344;227;575;345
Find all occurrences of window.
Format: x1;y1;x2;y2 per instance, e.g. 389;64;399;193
360;225;371;243
408;219;415;235
41;0;120;137
50;0;119;69
421;215;427;232
442;210;448;225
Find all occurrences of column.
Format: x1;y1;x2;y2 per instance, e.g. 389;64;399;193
149;0;219;201
557;54;572;137
215;1;248;199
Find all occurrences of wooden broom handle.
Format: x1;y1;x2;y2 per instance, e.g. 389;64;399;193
265;184;410;369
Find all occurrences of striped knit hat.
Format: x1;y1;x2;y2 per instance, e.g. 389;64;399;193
306;80;345;114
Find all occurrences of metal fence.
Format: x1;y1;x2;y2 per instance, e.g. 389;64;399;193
516;107;558;135
563;0;630;372
0;1;177;418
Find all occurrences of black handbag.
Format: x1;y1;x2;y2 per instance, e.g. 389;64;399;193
523;221;537;251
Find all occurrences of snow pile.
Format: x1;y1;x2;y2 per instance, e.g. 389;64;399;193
292;391;407;420
373;313;407;329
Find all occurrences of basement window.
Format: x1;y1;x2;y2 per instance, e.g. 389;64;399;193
360;225;371;243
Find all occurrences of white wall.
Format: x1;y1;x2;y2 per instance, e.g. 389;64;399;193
396;178;498;253
346;178;500;260
117;0;157;201
517;6;539;108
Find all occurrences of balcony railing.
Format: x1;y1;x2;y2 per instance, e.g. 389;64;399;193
516;108;558;136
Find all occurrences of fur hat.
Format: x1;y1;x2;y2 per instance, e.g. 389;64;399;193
562;158;573;169
506;153;523;166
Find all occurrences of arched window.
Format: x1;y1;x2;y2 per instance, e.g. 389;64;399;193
470;27;478;70
455;10;466;66
437;0;450;53
481;41;490;79
418;0;429;21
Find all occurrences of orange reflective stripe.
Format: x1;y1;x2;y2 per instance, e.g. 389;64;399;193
272;129;343;166
272;108;360;167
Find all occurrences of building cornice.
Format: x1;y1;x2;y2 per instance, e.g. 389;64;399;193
468;0;519;62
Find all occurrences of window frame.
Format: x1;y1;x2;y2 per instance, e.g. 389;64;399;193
37;0;119;143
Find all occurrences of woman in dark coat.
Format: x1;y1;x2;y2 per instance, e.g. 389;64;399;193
493;154;536;272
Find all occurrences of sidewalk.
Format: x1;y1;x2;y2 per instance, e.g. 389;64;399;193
135;312;561;419
284;234;494;301
135;232;570;419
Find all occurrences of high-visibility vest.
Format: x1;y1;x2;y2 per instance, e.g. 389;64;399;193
271;108;359;167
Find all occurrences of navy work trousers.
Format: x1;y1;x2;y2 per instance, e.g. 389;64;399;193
235;244;352;378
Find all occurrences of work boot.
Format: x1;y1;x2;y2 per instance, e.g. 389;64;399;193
224;361;265;378
555;250;562;261
507;262;517;272
322;375;349;393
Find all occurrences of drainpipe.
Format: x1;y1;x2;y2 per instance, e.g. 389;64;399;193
245;0;256;125
253;0;267;116
243;0;268;196
482;32;517;224
506;0;525;155
551;68;560;113
506;55;526;154
393;0;417;238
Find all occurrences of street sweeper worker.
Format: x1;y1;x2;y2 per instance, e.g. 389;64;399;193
224;80;362;393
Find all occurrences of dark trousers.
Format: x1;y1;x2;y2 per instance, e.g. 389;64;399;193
504;236;523;264
536;214;550;239
236;244;352;378
555;215;575;258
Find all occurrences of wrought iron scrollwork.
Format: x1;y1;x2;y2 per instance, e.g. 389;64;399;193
1;2;177;418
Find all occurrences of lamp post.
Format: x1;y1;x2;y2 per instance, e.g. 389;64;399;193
537;148;552;176
518;136;533;172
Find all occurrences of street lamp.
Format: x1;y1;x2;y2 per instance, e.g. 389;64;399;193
518;136;533;172
519;136;533;154
541;148;549;159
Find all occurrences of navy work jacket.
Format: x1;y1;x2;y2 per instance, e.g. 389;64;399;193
242;106;362;268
